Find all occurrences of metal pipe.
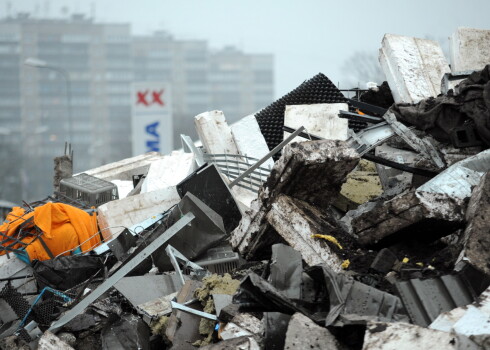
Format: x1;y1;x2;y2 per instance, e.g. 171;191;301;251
229;126;305;188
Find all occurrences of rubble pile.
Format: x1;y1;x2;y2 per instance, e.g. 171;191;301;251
1;27;490;349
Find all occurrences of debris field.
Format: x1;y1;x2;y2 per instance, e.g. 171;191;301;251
1;27;490;350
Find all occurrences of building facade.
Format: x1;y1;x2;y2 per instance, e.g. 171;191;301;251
0;14;274;204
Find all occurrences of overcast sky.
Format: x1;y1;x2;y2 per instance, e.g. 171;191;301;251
3;0;490;98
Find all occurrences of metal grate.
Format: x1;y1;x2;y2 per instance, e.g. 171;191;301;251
60;173;119;207
194;247;241;275
203;153;272;193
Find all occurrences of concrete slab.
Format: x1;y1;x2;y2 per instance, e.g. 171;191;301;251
460;172;490;274
136;292;178;325
141;151;194;193
345;190;466;246
267;195;343;272
284;313;340;350
38;331;74;350
431;286;490;347
231;114;274;169
363;321;480;350
450;27;490;73
82;152;163;182
194;110;239;155
220;314;261;341
231;140;359;258
97;186;180;241
418;149;490;199
283;103;349;142
201;337;260;350
379;33;450;103
0;255;36;295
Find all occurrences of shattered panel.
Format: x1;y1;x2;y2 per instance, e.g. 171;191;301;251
266;195;344;271
460;172;490;274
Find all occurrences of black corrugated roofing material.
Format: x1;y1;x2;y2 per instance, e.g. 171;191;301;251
255;73;346;159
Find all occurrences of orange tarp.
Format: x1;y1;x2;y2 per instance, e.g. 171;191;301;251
0;203;101;261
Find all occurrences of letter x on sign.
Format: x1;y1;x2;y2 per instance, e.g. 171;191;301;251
137;89;165;106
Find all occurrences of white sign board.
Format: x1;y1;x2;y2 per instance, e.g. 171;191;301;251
131;82;173;156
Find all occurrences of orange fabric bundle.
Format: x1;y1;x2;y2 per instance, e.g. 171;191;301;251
0;203;101;261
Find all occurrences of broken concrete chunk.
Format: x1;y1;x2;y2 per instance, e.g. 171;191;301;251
379;33;450;103
460;172;490;274
82;152;163;182
53;154;73;193
201;336;260;350
450;27;490;73
97;186;180;241
266;195;344;272
136;293;178;325
195;110;239;155
345;190;466;246
431;286;490;347
283;103;349;142
220;313;262;341
0;255;36;295
284;313;340;350
264;312;291;350
231;140;358;259
375;144;417;193
370;248;397;274
37;331;74;350
231;114;274;170
363;321;480;350
230;203;268;256
418;149;490;200
262;140;360;208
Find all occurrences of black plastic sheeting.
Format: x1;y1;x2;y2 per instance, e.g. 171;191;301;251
32;255;105;291
392;64;490;147
255;73;346;159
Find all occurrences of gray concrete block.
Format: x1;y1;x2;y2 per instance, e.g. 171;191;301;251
379;34;450;103
450;27;490;73
284;313;340;350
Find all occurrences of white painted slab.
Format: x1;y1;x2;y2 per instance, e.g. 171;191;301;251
417;149;490;199
431;287;490;338
97;186;180;241
81;152;163;182
194;110;239;155
284;104;348;143
141;151;194;193
231;114;274;169
379;33;450;103
363;321;479;350
450;27;490;73
111;180;134;199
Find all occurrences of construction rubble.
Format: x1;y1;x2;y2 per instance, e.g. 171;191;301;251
2;27;490;350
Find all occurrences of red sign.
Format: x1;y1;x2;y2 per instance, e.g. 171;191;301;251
137;89;165;106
